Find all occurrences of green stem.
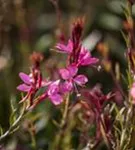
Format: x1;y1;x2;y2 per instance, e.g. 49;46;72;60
60;94;70;128
30;132;37;150
0;103;26;142
49;94;70;150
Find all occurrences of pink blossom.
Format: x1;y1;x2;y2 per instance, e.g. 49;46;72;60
59;65;88;91
17;72;39;106
17;72;32;92
73;75;88;85
130;83;135;100
56;40;98;67
17;72;63;106
55;39;73;54
47;80;63;105
78;47;99;66
17;70;51;108
59;65;78;80
60;81;73;93
17;72;50;92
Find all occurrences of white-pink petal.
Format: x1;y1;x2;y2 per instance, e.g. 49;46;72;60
74;75;88;86
41;80;52;87
47;80;60;96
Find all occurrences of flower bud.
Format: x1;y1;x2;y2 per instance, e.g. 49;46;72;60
30;52;44;68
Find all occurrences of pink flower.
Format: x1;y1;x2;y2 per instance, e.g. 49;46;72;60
59;65;88;92
55;39;73;54
78;47;99;66
17;71;50;92
55;40;98;67
17;72;39;106
130;83;135;100
17;72;63;106
47;80;63;105
60;81;73;93
55;19;98;66
17;72;32;92
17;70;51;107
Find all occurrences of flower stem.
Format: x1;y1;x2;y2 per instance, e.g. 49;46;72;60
0;103;27;142
60;94;70;128
49;94;70;150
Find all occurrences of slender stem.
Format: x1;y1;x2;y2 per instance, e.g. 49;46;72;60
60;94;70;128
30;131;37;150
100;115;112;150
49;0;61;27
0;104;26;142
49;94;70;150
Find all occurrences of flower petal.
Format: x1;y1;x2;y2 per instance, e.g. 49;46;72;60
41;80;52;87
19;72;31;84
17;84;31;92
47;80;60;95
60;81;73;93
66;39;73;52
55;40;73;53
59;68;70;80
49;94;63;105
67;65;78;77
79;47;98;66
81;57;99;66
74;75;88;86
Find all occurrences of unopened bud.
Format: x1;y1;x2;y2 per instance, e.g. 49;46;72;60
30;52;44;68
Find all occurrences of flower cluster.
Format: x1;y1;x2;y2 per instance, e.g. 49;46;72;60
17;19;98;108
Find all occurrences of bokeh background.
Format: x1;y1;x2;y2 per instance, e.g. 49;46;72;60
0;0;132;149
